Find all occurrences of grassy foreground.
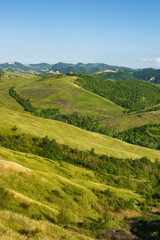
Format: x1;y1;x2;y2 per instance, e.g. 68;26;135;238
0;107;160;161
0;146;144;239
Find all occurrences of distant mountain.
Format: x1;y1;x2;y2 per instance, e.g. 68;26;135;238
0;62;51;73
51;62;132;74
132;68;160;84
1;62;160;84
0;61;132;74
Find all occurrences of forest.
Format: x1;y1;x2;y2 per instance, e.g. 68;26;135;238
75;74;160;111
116;124;160;150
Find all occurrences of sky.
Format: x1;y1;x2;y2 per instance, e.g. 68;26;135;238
0;0;160;68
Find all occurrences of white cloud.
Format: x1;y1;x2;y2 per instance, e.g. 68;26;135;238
141;57;160;67
155;58;160;64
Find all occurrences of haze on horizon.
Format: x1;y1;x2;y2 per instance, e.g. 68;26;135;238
1;0;160;69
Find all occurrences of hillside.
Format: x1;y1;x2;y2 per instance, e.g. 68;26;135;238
9;73;124;118
0;69;160;239
75;75;160;111
51;62;131;74
101;110;160;132
0;145;157;240
133;68;160;84
95;69;138;81
0;62;131;74
1;62;160;85
0;62;51;73
116;124;160;150
0;107;159;161
0;122;160;239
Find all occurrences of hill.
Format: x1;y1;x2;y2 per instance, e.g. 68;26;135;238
0;145;154;240
101;110;160;132
95;69;138;81
0;107;159;161
3;73;123;118
75;75;160;111
132;68;160;84
0;62;131;74
0;62;51;73
95;68;160;84
51;62;131;74
0;123;160;239
116;123;160;150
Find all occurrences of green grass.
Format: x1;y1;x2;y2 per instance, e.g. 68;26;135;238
0;71;39;112
0;107;159;161
15;74;124;118
0;146;144;239
0;210;94;240
101;110;160;132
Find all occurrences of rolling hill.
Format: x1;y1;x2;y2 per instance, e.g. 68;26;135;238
1;72;124;118
0;68;160;239
0;144;151;240
75;75;160;111
101;110;160;132
0;107;159;161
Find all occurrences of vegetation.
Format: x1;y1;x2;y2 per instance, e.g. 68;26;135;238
133;68;160;84
0;107;160;161
75;75;160;111
95;69;138;81
1;69;160;239
101;110;160;132
15;74;123;118
9;86;110;132
0;129;160;239
116;124;160;150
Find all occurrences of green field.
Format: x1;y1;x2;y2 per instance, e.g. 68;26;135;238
0;71;160;239
14;74;124;118
0;107;159;161
101;110;160;132
0;146;145;240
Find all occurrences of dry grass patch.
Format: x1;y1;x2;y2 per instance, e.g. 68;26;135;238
0;160;31;174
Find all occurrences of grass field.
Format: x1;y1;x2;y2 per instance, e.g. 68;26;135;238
101;110;160;132
0;107;159;161
0;72;39;112
0;146;144;239
14;74;124;118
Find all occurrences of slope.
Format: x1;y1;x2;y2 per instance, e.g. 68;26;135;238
101;110;160;132
0;72;124;118
15;74;124;118
75;75;160;111
0;146;145;239
0;107;159;161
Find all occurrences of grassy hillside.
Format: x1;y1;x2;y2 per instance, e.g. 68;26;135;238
75;75;160;111
0;72;124;118
0;107;159;161
0;146;146;239
101;110;160;132
0;132;160;239
0;71;39;111
16;74;124;118
0;147;101;240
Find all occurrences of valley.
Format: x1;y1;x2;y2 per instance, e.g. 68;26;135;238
0;64;160;239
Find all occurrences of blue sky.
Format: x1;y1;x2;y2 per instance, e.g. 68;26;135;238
0;0;160;68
